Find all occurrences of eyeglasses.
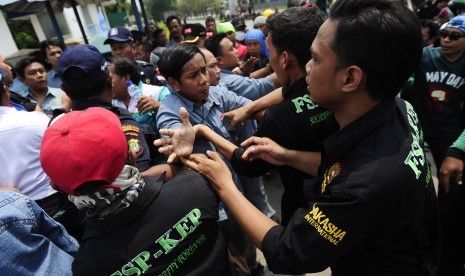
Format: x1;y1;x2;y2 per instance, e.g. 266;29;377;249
439;31;465;41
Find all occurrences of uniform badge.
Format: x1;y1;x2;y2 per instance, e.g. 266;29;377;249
321;162;341;193
128;138;141;154
122;125;144;158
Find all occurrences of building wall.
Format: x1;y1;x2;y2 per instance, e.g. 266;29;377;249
0;12;18;57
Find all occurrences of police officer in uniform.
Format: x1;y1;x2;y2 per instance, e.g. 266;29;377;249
57;44;151;173
104;26;165;86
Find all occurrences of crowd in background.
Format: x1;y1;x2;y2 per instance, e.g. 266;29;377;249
1;0;465;275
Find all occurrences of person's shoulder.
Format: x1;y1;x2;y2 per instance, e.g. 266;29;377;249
4;107;49;124
167;170;215;195
114;107;141;126
136;60;155;69
208;85;228;97
159;93;183;109
48;86;65;97
422;46;441;60
0;191;34;220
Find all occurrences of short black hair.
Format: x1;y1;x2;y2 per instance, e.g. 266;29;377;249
39;40;65;58
111;56;141;85
267;7;324;69
154;28;165;37
158;44;204;83
204;33;227;57
138;41;154;53
15;56;45;78
206;16;215;25
62;67;109;101
421;19;439;40
166;15;181;27
330;0;422;101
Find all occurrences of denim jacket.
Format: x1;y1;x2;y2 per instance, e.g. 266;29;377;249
0;191;78;275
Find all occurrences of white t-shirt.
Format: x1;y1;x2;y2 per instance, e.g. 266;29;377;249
0;106;55;200
112;83;170;113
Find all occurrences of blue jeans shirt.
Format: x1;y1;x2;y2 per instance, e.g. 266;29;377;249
0;191;78;275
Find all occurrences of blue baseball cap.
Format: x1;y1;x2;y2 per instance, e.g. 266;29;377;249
58;44;108;87
104;26;134;44
445;13;465;34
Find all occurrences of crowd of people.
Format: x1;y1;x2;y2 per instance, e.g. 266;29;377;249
0;0;465;275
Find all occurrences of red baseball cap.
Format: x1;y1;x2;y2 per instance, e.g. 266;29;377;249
40;107;128;196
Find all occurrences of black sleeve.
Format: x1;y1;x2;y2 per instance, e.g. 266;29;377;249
230;147;274;177
260;192;378;274
446;147;465;160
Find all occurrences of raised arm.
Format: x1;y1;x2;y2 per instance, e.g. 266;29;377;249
241;136;321;177
224;87;283;128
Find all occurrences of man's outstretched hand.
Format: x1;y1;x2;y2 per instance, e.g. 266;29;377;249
154;107;195;163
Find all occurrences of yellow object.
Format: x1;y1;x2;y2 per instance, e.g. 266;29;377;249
263;8;275;18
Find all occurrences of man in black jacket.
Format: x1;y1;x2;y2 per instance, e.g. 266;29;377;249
40;107;229;275
161;0;440;274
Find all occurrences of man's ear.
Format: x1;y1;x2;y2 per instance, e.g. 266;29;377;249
281;51;289;70
1;84;10;99
122;74;131;83
341;65;364;93
167;77;181;92
19;76;25;84
216;55;224;66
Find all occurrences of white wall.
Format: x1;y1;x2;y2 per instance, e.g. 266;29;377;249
30;14;46;41
0;12;18;57
63;6;84;38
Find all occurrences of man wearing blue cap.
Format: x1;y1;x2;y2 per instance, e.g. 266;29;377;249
104;26;164;86
57;44;152;174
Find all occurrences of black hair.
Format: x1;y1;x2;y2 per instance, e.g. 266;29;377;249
266;7;324;69
39;40;65;59
204;33;227;57
111;56;141;84
152;29;166;48
139;41;154;53
62;67;109;101
206;16;215;25
14;56;45;78
166;15;181;27
158;44;205;82
421;19;439;40
153;28;165;37
329;0;422;100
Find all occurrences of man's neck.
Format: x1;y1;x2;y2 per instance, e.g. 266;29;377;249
174;35;183;43
287;70;306;86
333;92;381;129
30;87;48;102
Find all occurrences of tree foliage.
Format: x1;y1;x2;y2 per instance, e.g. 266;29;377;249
4;11;39;49
178;0;223;17
146;0;174;21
